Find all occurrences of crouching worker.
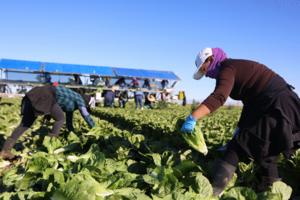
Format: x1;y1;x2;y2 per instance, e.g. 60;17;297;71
181;47;300;196
0;85;95;160
55;85;95;133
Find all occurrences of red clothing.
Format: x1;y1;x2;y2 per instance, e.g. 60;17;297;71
202;59;276;112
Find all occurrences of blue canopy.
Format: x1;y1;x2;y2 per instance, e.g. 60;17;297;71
0;59;114;77
0;58;180;80
113;67;179;80
0;59;41;71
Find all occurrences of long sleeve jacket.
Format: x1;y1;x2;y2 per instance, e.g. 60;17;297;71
55;86;95;128
202;59;276;112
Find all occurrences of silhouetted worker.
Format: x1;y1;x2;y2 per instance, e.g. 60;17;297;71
0;85;95;160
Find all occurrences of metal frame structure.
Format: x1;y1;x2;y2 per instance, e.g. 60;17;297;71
0;58;180;97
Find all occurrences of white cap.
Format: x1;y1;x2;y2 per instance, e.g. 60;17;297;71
193;47;213;80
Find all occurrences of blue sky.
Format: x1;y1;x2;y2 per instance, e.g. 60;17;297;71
0;0;299;102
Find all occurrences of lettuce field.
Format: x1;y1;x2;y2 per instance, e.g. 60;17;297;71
0;98;300;200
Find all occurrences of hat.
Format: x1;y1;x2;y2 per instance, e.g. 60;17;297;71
193;47;213;80
147;94;156;102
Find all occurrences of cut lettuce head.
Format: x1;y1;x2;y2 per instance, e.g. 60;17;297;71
181;128;208;155
176;118;208;155
270;181;292;200
51;170;113;200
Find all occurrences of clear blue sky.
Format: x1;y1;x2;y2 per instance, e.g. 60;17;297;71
1;0;299;102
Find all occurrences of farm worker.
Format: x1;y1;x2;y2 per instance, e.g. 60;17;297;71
143;79;153;109
103;87;115;107
130;77;139;88
118;90;128;108
55;86;95;132
181;47;300;196
0;85;95;160
115;77;127;88
132;80;144;110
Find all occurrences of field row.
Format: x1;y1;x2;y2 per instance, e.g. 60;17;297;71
0;99;298;199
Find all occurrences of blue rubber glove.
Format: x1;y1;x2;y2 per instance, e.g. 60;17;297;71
181;114;196;133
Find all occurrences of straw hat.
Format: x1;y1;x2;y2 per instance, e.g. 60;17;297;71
147;94;156;102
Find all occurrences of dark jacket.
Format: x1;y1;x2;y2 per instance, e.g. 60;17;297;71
203;59;275;112
119;91;128;101
235;75;300;159
25;85;56;115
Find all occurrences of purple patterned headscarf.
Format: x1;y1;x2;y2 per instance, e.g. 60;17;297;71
205;48;227;79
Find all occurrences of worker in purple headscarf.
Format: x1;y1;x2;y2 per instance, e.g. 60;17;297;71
181;47;300;196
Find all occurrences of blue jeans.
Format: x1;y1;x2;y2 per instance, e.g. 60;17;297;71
134;95;143;109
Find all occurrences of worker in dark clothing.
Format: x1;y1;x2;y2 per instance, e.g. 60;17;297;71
181;47;300;196
143;78;151;89
178;91;187;106
0;85;95;160
143;79;153;109
115;77;127;88
161;79;169;89
118;90;128;108
114;77;127;98
105;77;111;87
44;72;52;84
131;77;139;88
182;93;187;106
103;88;115;107
73;74;82;85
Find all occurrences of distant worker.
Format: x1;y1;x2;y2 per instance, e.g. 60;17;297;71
161;79;169;89
44;72;52;84
36;72;52;84
160;79;169;101
118;90;128;108
103;87;115;107
90;75;101;86
143;78;151;90
182;94;186;106
143;79;153;109
181;47;300;195
178;91;187;106
134;89;144;110
145;93;156;109
105;77;111;87
0;85;95;160
73;74;82;85
132;78;143;109
115;77;127;88
130;77;139;88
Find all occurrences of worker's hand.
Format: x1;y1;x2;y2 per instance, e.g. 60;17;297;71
181;115;196;133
